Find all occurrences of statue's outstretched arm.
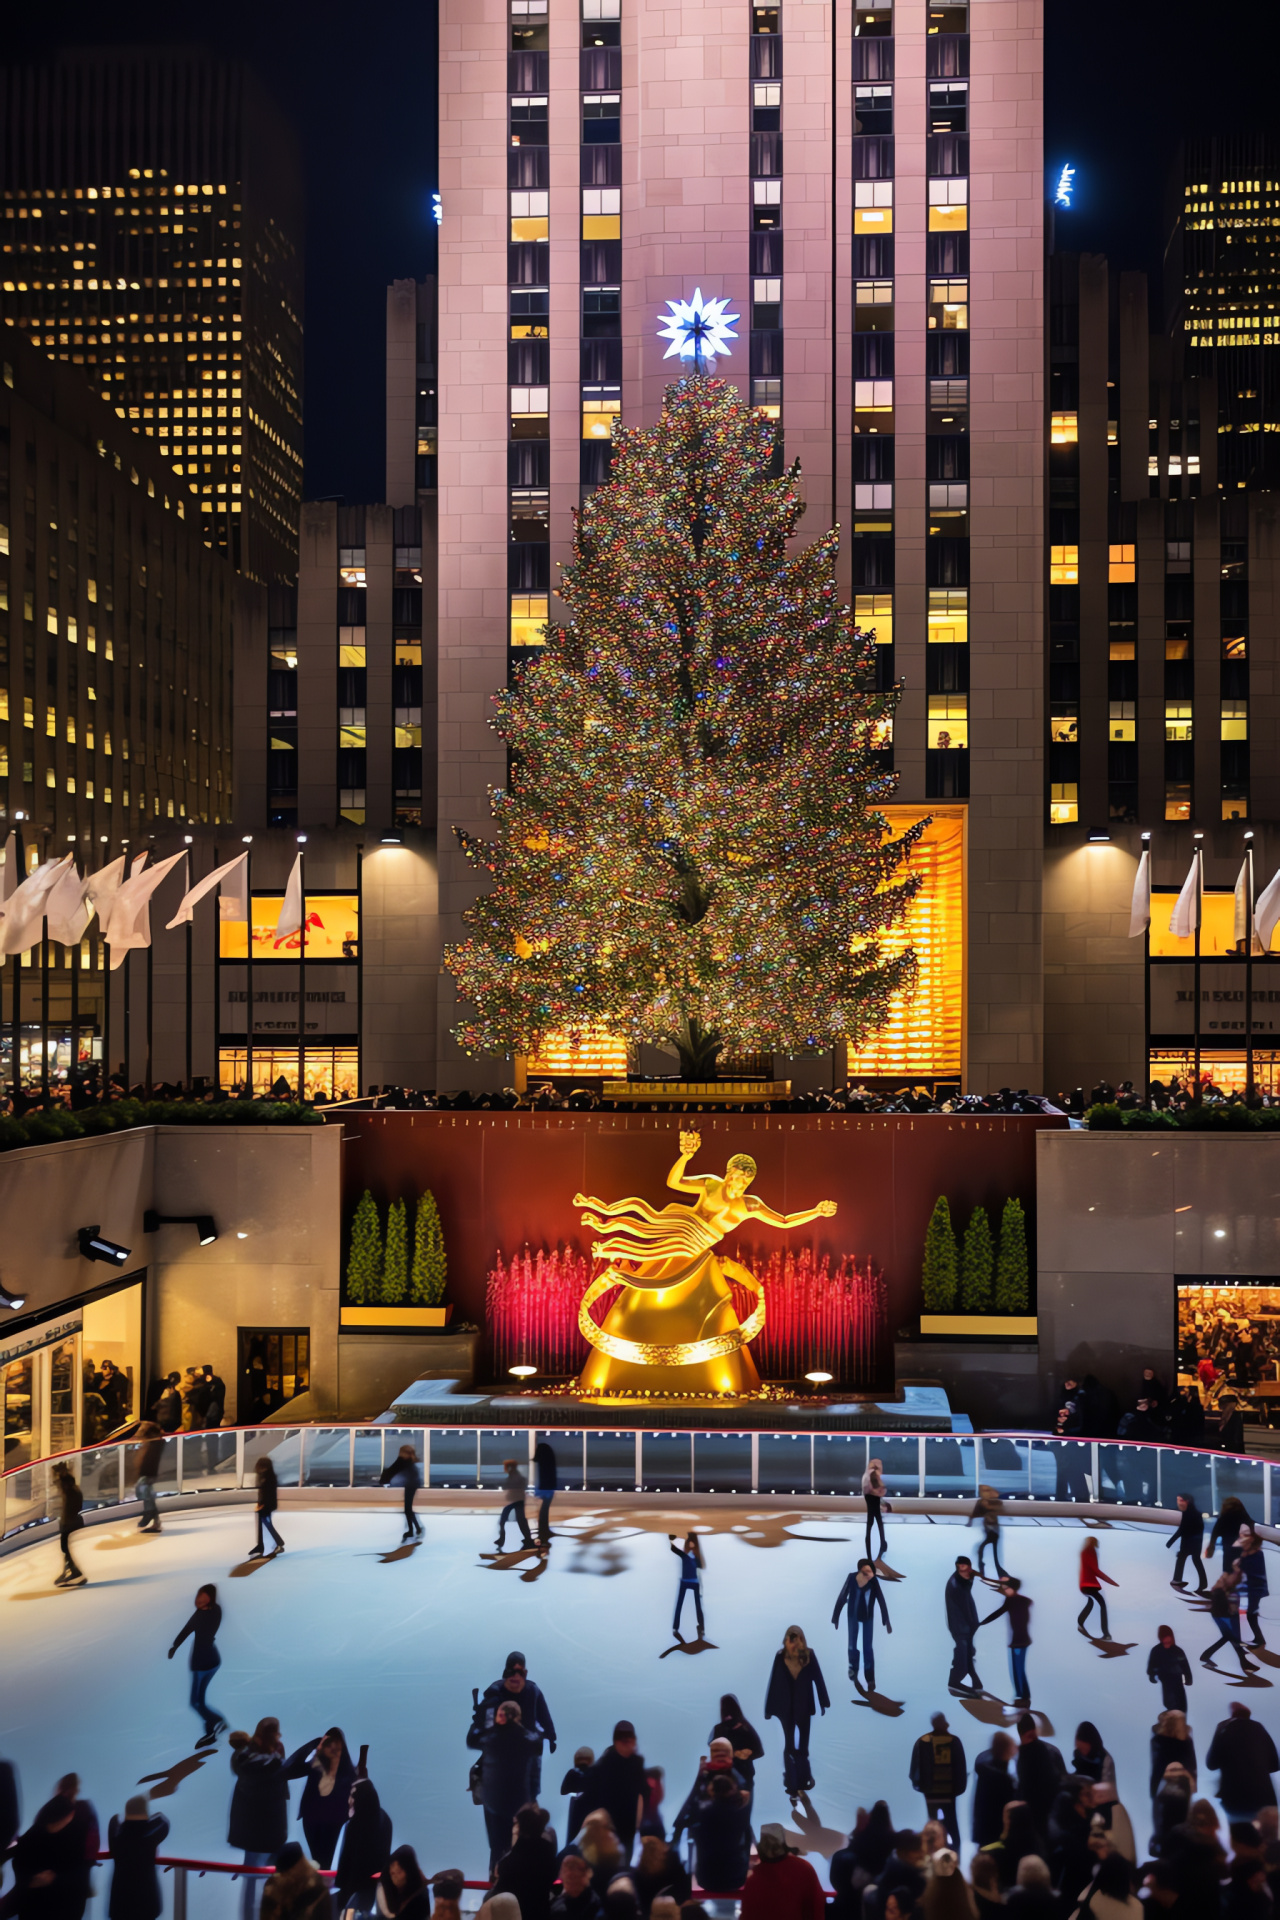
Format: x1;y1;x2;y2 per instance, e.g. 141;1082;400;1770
746;1197;838;1230
667;1128;707;1195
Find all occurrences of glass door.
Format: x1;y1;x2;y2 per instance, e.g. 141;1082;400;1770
48;1339;79;1455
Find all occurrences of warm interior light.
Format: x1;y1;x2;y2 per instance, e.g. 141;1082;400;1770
509;1363;538;1378
805;1370;834;1384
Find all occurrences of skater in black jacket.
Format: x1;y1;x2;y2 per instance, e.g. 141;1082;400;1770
1167;1493;1207;1592
379;1445;423;1541
764;1626;830;1799
1147;1625;1194;1714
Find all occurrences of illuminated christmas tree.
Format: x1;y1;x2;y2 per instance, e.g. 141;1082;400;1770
446;375;924;1079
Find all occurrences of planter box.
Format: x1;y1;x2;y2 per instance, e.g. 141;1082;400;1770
920;1314;1038;1338
340;1305;453;1331
602;1079;791;1106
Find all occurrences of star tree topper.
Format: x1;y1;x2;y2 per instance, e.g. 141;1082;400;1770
657;288;740;372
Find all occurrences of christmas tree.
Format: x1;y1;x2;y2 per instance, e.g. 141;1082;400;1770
994;1198;1030;1314
411;1190;448;1308
445;375;924;1079
921;1196;958;1314
382;1197;408;1306
345;1190;383;1305
960;1205;994;1314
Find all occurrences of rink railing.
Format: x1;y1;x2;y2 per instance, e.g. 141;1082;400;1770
3;1424;1277;1539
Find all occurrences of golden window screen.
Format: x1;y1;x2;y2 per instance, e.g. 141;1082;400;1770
220;895;359;962
847;808;964;1080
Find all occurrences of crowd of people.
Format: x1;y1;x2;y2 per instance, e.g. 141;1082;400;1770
1053;1366;1247;1456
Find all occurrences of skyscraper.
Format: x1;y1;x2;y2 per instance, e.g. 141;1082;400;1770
436;0;1045;1091
0;50;304;584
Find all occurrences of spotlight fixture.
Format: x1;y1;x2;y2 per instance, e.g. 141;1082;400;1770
1193;830;1205;842
143;1209;218;1247
1245;830;1255;842
1141;830;1152;844
77;1227;131;1266
242;834;253;846
1087;831;1110;843
0;1282;26;1310
183;833;193;846
508;1364;537;1378
380;832;403;846
296;832;308;845
804;1370;834;1385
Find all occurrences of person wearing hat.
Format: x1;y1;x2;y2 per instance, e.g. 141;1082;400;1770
738;1823;825;1920
580;1722;648;1857
107;1795;170;1920
475;1653;557;1798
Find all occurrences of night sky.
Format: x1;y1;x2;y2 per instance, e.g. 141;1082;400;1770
6;1;1276;504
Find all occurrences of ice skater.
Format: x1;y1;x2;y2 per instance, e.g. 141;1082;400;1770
168;1583;227;1743
532;1439;557;1553
1236;1526;1269;1648
249;1456;284;1559
979;1575;1033;1706
945;1556;984;1695
1077;1534;1117;1638
495;1458;534;1551
764;1625;830;1800
1203;1566;1258;1674
52;1462;86;1588
832;1557;891;1693
669;1532;706;1636
380;1444;423;1542
969;1485;1007;1579
1147;1625;1194;1714
862;1457;888;1565
1167;1492;1208;1592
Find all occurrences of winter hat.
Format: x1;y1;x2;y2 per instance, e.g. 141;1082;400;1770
931;1848;959;1877
504;1651;528;1676
758;1823;797;1860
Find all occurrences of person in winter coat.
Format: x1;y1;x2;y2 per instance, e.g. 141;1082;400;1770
259;1844;329;1920
496;1459;534;1550
972;1733;1018;1848
1047;1776;1095;1901
829;1801;895;1915
1207;1703;1280;1820
980;1577;1033;1706
107;1796;170;1920
764;1626;831;1799
1077;1536;1117;1639
688;1772;751;1893
250;1457;284;1559
669;1532;706;1636
379;1446;422;1542
467;1699;540;1867
979;1803;1040;1891
632;1835;690;1913
333;1779;392;1918
560;1746;594;1846
909;1714;968;1851
1015;1715;1066;1848
477;1653;557;1798
550;1853;603;1919
376;1847;430;1920
132;1423;165;1534
13;1783;99;1920
1204;1567;1256;1674
1072;1724;1116;1805
1166;1494;1207;1592
52;1463;86;1588
945;1557;984;1694
1064;1849;1140;1920
709;1694;764;1798
1236;1527;1270;1647
1147;1626;1193;1714
1149;1710;1197;1800
0;1755;19;1897
969;1487;1006;1580
533;1439;558;1552
670;1739;746;1847
738;1822;826;1920
920;1848;978;1920
1149;1764;1193;1858
578;1722;647;1856
228;1721;289;1920
283;1729;355;1868
1210;1496;1254;1572
833;1558;892;1693
862;1459;889;1565
493;1803;557;1920
168;1584;226;1741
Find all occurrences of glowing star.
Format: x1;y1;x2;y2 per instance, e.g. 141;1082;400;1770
1054;163;1076;210
656;288;740;370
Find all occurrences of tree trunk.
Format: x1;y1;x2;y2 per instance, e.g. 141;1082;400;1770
674;1015;724;1081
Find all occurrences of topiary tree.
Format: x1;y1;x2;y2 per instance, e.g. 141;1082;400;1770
411;1189;448;1307
961;1205;994;1314
346;1190;383;1304
921;1196;958;1313
994;1198;1030;1314
382;1198;408;1306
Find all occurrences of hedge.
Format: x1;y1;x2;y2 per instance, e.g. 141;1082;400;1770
1085;1102;1280;1132
0;1099;323;1156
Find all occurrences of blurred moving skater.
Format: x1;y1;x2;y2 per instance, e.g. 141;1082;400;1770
250;1457;285;1560
168;1583;227;1742
52;1463;86;1588
379;1446;423;1543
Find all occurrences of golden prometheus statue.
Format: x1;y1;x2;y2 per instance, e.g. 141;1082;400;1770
574;1129;838;1397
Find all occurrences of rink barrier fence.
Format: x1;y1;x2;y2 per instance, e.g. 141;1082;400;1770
3;1425;1276;1540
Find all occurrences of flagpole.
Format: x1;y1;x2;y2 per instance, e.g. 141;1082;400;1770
10;818;25;1100
1141;832;1152;1106
40;830;50;1103
181;841;193;1092
101;896;111;1101
123;949;131;1093
244;839;254;1097
296;840;306;1102
70;909;79;1101
356;842;364;1099
1193;836;1204;1105
211;841;220;1095
1246;834;1256;1102
145;941;154;1096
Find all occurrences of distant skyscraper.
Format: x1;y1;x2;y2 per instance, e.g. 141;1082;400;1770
0;50;304;583
1164;134;1280;490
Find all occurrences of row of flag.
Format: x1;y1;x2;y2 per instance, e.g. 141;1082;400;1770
1129;849;1280;952
0;840;308;970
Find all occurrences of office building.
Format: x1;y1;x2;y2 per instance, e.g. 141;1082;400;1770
0;49;304;583
1164;134;1280;492
436;0;1045;1090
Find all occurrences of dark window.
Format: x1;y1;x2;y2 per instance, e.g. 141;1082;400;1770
580;47;620;86
509;50;547;90
582;96;621;143
581;15;619;43
750;332;784;376
751;231;784;276
581;144;622;185
751;35;782;78
508;545;549;591
509;97;549;142
927;435;968;480
852;437;894;481
338;588;366;626
268;669;297;718
927;332;969;377
928;82;968;132
583;287;621;336
854;85;892;135
581;440;613;486
509;146;549;189
928;134;967;176
854;335;894;378
509;340;549;384
926;645;969;694
927;231;968;275
926;34;969;77
852;137;894;180
509;243;547;286
393;588;422;629
926;748;969;799
751;132;783;176
853;235;894;276
509;443;550;487
581;239;622;282
581;339;622;381
853;39;894;78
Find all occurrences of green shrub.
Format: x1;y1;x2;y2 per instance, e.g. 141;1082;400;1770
411;1190;448;1307
922;1196;958;1313
994;1198;1030;1314
961;1206;994;1313
382;1198;408;1305
346;1190;383;1304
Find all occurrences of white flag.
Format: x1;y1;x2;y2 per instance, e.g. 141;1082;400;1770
44;861;93;947
1168;855;1201;941
83;854;130;942
1128;849;1151;938
104;850;188;968
0;854;74;958
166;850;248;930
273;853;304;948
1256;867;1280;954
0;832;16;907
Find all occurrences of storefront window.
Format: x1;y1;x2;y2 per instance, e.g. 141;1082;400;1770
218;1047;359;1102
3;1356;34;1469
0;1278;144;1464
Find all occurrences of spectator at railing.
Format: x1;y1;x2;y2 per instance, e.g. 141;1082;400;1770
228;1721;289;1920
374;1847;430;1920
259;1843;329;1920
106;1795;169;1920
12;1773;99;1920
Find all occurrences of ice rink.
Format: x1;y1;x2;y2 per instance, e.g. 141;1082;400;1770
2;1498;1277;1903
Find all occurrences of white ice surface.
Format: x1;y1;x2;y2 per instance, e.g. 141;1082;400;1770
0;1504;1275;1912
